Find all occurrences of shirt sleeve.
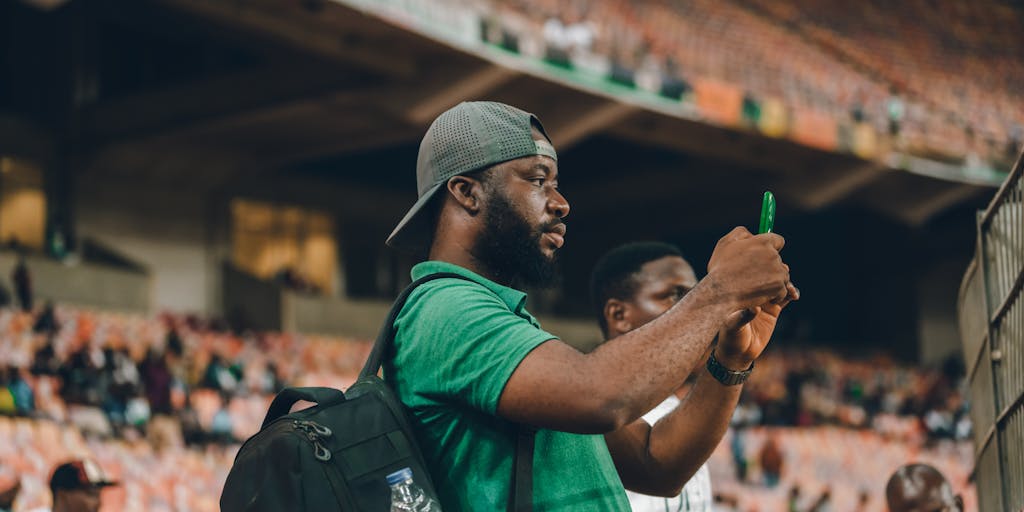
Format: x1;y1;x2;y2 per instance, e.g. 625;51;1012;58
393;280;557;414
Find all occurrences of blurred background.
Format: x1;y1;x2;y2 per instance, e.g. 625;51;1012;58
0;0;1022;510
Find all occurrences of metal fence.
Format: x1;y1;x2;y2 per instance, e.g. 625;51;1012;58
959;150;1024;511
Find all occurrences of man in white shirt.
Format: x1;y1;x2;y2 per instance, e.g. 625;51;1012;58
590;242;794;511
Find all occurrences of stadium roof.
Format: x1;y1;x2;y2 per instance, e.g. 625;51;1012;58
2;0;1000;231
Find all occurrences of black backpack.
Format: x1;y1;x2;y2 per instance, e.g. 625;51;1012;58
220;273;536;511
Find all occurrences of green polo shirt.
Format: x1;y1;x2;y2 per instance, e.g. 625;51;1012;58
384;261;628;511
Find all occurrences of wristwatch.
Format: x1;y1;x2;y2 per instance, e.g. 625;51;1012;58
706;351;754;386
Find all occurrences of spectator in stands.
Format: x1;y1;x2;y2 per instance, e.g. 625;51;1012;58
165;326;184;358
177;394;206;446
886;86;905;141
40;459;117;512
60;345;104;406
589;242;793;510
201;353;240;393
759;433;783;488
542;13;573;66
853;489;870;512
140;349;172;416
0;369;15;416
4;366;34;416
101;347;139;426
885;463;963;512
32;301;59;334
209;393;235;445
787;485;801;512
0;279;11;308
1008;123;1022;161
807;486;832;512
730;424;748;482
31;340;60;376
12;254;32;313
383;101;795;509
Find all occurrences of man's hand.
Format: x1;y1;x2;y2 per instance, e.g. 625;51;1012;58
716;283;799;369
706;227;790;313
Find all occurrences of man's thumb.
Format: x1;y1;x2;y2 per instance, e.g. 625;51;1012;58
723;307;758;331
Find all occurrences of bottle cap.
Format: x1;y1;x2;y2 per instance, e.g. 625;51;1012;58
386;467;414;486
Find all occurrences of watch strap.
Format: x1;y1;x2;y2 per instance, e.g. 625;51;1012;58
706;351;754;386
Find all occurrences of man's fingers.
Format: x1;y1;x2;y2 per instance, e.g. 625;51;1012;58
757;232;786;251
773;282;800;308
771;282;789;304
720;226;753;245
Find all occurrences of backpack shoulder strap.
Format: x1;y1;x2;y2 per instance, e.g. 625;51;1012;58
511;428;536;512
358;272;474;379
360;270;535;510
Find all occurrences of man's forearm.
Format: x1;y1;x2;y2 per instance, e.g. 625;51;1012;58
584;277;735;426
646;368;741;486
605;366;742;496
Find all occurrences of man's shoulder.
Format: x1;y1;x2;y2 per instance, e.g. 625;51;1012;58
406;276;503;310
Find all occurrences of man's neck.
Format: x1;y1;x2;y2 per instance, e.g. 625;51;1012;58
428;242;505;287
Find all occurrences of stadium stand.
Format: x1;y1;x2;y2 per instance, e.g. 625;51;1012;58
0;0;1012;508
737;0;1024;162
477;0;1023;164
706;426;976;511
0;304;975;510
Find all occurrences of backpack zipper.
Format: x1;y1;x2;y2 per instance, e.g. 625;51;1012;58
293;420;333;461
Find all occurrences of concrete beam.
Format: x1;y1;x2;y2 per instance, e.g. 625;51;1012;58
900;184;986;226
259;126;423;169
795;162;887;210
159;0;418;77
405;65;519;125
87;66;367;143
550;102;636;151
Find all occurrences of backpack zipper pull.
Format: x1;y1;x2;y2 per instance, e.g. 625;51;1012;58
293;420;333;462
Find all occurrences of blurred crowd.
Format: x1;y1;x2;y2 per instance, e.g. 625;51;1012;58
0;304;372;510
709;350;974;510
0;305;370;447
472;0;1023;165
706;426;975;511
0;301;976;510
735;349;971;443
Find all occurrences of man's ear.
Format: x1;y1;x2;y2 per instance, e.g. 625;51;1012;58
604;298;633;335
447;176;484;214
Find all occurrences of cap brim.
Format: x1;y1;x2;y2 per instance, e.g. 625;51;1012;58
386;181;446;252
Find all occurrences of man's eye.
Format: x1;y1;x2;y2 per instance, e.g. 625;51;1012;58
530;178;545;187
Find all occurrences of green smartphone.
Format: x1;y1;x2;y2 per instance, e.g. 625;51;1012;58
759;191;776;234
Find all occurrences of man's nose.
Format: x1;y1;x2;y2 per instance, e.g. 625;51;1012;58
549;189;570;218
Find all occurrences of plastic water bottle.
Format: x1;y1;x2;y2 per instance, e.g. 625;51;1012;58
387;467;442;511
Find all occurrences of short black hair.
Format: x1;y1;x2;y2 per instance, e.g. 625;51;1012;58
590;241;684;336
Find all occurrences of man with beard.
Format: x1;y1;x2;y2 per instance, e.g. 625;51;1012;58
385;101;796;511
590;242;793;511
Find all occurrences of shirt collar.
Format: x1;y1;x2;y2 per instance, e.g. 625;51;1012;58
411;261;529;314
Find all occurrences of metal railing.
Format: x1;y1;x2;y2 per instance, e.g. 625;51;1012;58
959;148;1024;511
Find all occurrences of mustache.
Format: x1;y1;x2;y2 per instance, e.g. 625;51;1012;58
540;220;566;233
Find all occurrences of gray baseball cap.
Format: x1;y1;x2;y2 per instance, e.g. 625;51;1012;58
386;101;558;252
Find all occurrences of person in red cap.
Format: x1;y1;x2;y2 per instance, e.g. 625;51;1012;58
42;459;117;512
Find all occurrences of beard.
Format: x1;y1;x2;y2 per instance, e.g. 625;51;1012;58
474;190;561;289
